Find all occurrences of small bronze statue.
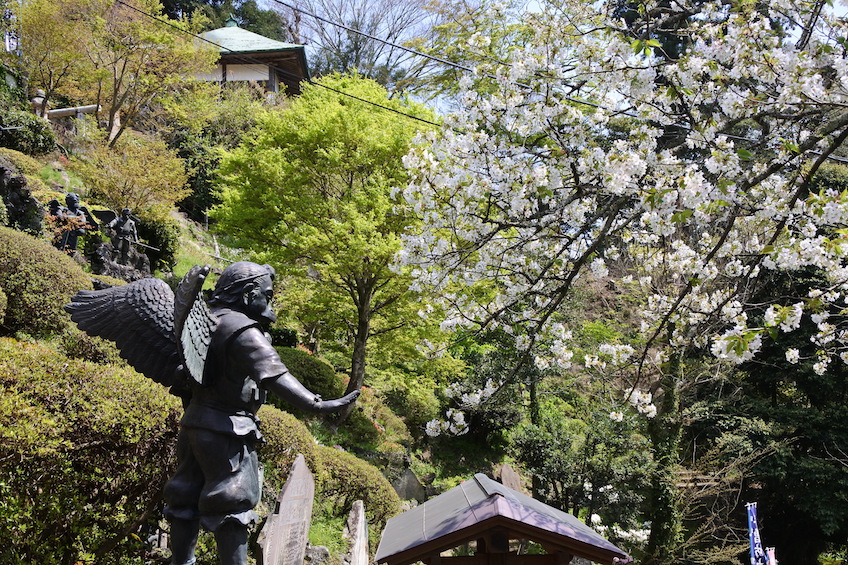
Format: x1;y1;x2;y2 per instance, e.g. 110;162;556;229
50;192;97;253
65;262;359;565
107;208;139;264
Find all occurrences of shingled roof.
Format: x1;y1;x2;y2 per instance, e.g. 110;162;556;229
375;474;630;565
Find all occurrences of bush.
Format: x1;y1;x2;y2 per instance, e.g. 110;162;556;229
0;109;56;154
59;326;125;365
314;444;401;541
138;213;181;272
257;403;401;555
0;336;182;564
0;226;92;336
256;405;320;488
275;347;346;400
0;146;43;176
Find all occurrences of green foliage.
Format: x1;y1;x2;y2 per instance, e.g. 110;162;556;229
256;405;320;488
308;505;348;558
137;213;182;272
213;73;437;402
808;162;848;193
0;226;92;336
0;286;6;324
684;267;848;565
0;146;43;176
72;132;190;219
276;346;347;401
0;64;25;110
59;327;125;365
0;336;182;564
314;443;401;540
509;394;651;526
163;82;271;223
0;109;57;155
256;404;401;555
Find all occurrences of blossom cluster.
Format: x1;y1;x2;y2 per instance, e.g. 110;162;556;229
424;379;501;437
398;0;848;379
591;514;651;546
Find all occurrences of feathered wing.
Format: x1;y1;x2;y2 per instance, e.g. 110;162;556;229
64;278;180;386
173;265;217;386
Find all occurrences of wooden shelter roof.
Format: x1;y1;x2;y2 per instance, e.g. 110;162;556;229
375;474;630;565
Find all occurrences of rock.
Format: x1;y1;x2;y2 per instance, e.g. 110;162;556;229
391;468;427;503
304;544;330;565
0;155;44;233
89;241;151;282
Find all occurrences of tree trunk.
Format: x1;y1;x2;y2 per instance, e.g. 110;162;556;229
336;280;373;422
644;343;683;565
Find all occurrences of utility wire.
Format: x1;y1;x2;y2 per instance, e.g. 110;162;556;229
271;0;610;109
114;0;442;128
273;0;848;164
115;0;848;165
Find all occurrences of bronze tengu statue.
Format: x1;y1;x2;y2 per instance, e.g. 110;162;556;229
65;262;359;565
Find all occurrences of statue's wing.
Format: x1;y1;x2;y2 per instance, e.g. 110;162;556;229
173;265;217;386
91;209;117;225
79;205;99;230
64;278;180;386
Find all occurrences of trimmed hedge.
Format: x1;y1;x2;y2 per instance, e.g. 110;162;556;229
0;337;182;564
0;226;92;336
256;405;320;488
0;109;56;155
276;346;346;399
314;444;401;534
257;403;402;553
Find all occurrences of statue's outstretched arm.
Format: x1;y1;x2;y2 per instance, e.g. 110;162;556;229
266;373;359;414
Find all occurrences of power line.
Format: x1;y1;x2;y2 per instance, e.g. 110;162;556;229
113;0;442;129
272;0;610;110
108;1;848;166
278;0;848;164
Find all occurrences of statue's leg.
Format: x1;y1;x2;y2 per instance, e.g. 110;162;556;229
164;428;204;565
169;517;200;565
194;432;260;564
214;521;249;565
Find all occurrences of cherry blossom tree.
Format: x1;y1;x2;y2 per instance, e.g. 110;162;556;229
398;0;848;561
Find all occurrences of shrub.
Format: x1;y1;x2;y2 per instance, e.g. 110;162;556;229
256;405;320;489
138;213;181;272
0;226;91;336
59;326;125;365
0;147;42;176
314;444;401;541
257;403;401;554
0;109;56;154
0;336;182;564
275;347;346;400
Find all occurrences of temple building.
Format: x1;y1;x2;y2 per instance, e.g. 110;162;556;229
197;16;309;95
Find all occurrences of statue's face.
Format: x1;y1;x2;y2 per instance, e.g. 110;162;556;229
66;193;79;208
243;274;276;327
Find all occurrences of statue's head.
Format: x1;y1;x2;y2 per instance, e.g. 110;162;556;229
65;192;80;209
121;208;131;217
210;261;277;326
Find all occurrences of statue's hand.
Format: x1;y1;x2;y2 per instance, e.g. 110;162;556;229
315;390;360;413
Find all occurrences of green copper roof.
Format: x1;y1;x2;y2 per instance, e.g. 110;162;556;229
201;23;302;54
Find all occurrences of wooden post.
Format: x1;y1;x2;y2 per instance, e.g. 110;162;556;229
257;454;315;565
344;500;369;565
